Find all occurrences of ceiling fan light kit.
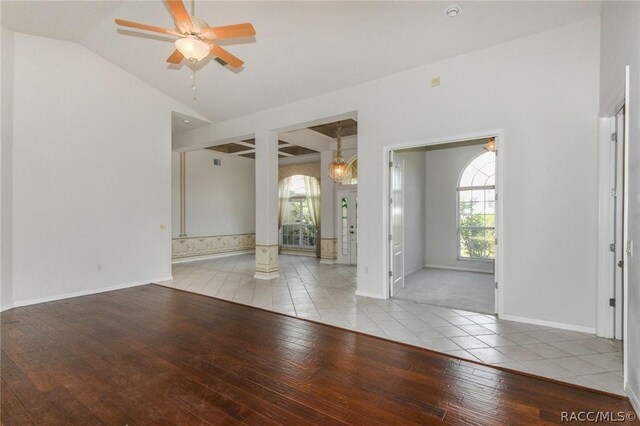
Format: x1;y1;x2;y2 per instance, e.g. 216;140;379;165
175;36;210;62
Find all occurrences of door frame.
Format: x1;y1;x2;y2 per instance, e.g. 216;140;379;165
596;66;630;340
382;129;505;317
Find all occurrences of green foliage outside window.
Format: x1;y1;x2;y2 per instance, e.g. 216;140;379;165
459;200;495;259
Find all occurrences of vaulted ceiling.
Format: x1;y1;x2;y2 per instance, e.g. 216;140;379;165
1;1;602;124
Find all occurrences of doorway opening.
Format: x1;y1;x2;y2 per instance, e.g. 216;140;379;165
388;136;501;315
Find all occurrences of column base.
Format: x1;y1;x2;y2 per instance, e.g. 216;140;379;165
320;238;338;264
255;244;279;280
254;271;280;280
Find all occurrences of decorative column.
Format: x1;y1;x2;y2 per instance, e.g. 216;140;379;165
254;130;280;280
179;151;187;237
320;150;337;263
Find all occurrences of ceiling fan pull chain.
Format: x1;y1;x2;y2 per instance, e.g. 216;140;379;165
191;66;197;100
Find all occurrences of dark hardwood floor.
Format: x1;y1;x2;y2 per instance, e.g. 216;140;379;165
1;285;635;425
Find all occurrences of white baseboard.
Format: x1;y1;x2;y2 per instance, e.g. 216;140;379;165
355;289;387;299
319;259;337;265
627;383;640;417
425;264;494;274
280;249;316;257
172;249;253;264
10;276;173;309
1;303;14;312
500;313;596;334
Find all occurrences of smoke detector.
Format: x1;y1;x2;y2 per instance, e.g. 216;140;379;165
445;5;461;18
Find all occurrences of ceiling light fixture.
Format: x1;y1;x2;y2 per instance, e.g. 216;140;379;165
183;119;191;124
445;5;461;18
174;36;210;63
328;122;349;183
484;137;496;152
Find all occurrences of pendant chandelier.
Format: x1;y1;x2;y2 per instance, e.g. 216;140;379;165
328;122;349;183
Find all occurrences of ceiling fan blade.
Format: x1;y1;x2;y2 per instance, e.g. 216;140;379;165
165;0;193;33
200;23;256;40
166;49;184;64
209;44;244;68
115;19;182;36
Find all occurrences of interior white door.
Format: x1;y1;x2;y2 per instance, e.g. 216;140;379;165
390;157;405;296
337;189;357;265
613;106;626;340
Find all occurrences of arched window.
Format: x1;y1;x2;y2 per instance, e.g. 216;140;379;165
339;158;358;185
279;175;320;249
457;152;496;260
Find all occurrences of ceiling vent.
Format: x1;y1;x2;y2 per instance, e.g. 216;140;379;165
213;158;222;166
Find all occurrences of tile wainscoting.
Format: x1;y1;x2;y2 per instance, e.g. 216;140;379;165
172;233;256;260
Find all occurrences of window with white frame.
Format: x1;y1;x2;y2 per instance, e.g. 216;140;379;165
457;151;496;260
280;175;319;249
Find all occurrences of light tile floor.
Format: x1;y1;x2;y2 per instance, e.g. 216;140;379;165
165;254;624;395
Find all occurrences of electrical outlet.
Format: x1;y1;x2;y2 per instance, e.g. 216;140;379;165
431;77;441;88
160;224;167;231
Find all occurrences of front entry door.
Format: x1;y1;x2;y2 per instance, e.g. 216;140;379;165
337;189;357;265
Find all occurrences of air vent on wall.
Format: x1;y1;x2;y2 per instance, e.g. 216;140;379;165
213;158;222;166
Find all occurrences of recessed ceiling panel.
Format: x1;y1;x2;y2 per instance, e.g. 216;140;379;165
206;143;252;154
309;119;358;138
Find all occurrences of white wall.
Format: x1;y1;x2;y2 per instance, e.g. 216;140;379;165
394;151;426;275
1;26;15;310
600;1;640;412
424;144;493;273
8;32;202;306
171;150;255;238
174;18;601;331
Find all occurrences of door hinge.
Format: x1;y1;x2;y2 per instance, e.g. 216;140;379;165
610;243;616;252
389;197;393;205
494;238;498;245
611;133;618;142
389;161;393;168
618;260;624;268
388;270;393;278
611;188;617;197
495;193;498;201
388;234;392;241
609;298;616;308
495;282;498;289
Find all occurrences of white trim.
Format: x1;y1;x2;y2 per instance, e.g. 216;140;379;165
596;116;616;338
623;65;630;390
626;383;640;418
1;303;14;312
382;129;505;317
355;289;386;299
9;276;173;309
254;271;280;280
319;259;337;265
172;249;253;264
501;313;596;334
424;264;494;274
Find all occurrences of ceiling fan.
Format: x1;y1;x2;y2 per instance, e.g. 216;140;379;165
115;0;255;69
